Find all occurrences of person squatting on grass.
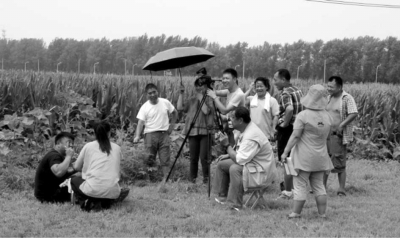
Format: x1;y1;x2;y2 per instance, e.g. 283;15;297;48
134;83;178;181
177;77;216;184
244;77;279;140
274;69;304;200
281;84;334;219
214;107;277;211
34;132;77;203
324;76;358;197
70;121;129;211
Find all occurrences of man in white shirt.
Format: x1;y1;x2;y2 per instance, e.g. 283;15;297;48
214;107;277;211
134;83;178;181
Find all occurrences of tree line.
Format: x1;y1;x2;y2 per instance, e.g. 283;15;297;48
0;33;399;83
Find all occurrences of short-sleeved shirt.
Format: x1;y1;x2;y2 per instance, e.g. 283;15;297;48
277;85;304;125
227;88;245;109
77;141;121;199
247;95;279;138
34;149;68;200
291;109;334;172
137;98;175;134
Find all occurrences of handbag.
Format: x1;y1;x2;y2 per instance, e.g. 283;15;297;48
242;160;268;191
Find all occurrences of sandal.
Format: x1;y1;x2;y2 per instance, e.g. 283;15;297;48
288;212;301;219
337;191;346;197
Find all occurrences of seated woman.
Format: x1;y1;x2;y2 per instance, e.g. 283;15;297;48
71;121;128;211
244;77;279;140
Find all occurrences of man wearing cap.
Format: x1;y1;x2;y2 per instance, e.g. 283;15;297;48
274;69;304;200
324;76;358;197
281;84;334;219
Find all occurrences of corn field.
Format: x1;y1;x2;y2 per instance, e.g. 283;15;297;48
0;70;399;159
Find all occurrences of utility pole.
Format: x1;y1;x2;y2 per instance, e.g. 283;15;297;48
323;59;326;84
94;62;99;74
122;58;127;75
241;49;246;79
375;64;381;83
297;65;302;80
37;59;40;72
132;63;137;76
78;58;81;74
57;62;62;73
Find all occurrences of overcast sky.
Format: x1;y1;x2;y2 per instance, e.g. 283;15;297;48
1;0;399;47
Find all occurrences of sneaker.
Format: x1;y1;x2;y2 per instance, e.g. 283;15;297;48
288;212;301;219
115;188;130;203
215;197;227;205
276;191;293;200
229;204;242;211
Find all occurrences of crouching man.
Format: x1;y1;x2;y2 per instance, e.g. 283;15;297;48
34;132;76;203
214;107;277;210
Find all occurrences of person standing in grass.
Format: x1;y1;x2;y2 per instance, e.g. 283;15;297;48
214;107;277;211
177;76;215;184
324;76;358;197
71;121;129;211
134;83;178;181
281;84;334;219
34;132;76;203
206;68;245;116
244;77;279;140
274;69;304;200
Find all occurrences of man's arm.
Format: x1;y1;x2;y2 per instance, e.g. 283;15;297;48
216;89;229;97
338;113;357;132
280;105;293;127
51;148;74;178
134;119;145;143
212;97;237;115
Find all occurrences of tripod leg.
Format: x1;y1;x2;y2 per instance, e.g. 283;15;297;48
208;133;211;198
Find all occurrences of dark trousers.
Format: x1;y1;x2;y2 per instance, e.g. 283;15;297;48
188;135;211;183
276;124;294;161
36;187;70;203
214;159;244;207
71;176;113;209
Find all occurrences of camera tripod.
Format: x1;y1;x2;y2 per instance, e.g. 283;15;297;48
165;90;224;198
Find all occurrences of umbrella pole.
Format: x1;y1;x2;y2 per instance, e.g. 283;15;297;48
178;68;183;86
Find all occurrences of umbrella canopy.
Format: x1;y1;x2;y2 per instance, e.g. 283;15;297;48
142;47;214;71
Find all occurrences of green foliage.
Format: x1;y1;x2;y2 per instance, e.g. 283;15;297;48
2;35;400;82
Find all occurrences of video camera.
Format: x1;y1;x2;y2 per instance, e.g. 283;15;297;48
195;67;221;89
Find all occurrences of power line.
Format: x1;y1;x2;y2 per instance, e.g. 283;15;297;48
305;0;400;9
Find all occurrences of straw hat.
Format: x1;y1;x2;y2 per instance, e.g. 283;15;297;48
300;84;328;110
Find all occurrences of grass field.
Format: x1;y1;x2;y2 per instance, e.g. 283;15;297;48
1;159;399;237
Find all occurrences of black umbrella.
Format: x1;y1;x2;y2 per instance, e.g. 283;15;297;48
142;47;215;84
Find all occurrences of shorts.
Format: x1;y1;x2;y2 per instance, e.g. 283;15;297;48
293;170;326;200
327;134;347;173
144;131;171;167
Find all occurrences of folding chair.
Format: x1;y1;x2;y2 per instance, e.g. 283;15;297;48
244;186;268;210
